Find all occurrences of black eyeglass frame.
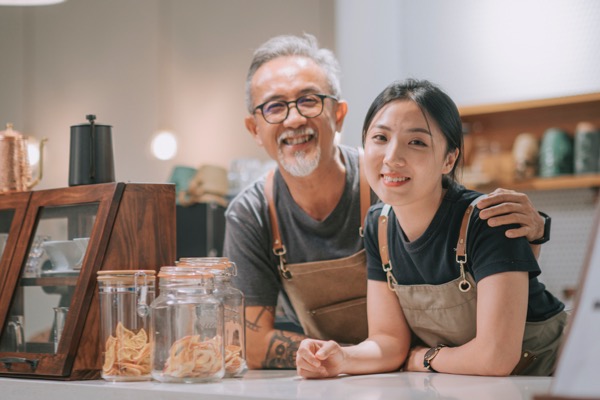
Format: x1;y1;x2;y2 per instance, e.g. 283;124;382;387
253;93;338;124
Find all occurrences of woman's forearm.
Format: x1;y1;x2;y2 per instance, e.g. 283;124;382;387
340;335;408;375
424;337;522;376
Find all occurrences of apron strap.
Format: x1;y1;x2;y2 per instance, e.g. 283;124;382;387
378;204;398;291
455;194;487;292
377;194;487;292
265;169;291;279
265;147;370;280
358;148;370;237
455;194;488;262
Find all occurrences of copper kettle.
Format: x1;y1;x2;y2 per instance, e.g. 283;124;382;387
0;123;47;193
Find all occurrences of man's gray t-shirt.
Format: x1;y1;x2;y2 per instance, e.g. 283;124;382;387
223;145;366;329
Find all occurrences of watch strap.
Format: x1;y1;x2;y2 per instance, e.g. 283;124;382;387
529;211;551;245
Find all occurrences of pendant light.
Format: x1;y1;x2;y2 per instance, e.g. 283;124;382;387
150;0;177;161
0;0;65;5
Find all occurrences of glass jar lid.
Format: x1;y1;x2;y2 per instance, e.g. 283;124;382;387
176;257;236;276
97;269;156;284
178;257;229;263
157;266;215;279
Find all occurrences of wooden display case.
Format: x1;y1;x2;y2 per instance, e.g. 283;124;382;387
0;192;31;294
0;183;175;380
459;92;600;192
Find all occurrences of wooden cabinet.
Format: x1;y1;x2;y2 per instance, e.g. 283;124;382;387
459;92;600;192
0;192;30;294
0;183;175;380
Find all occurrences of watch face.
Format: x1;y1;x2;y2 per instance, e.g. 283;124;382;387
425;347;438;360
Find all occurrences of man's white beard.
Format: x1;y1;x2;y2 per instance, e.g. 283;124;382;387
278;146;321;177
277;128;321;177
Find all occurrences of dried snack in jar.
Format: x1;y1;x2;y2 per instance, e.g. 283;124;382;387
103;322;151;377
163;335;223;378
224;345;246;375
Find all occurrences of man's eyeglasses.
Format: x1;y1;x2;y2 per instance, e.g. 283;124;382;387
253;94;338;124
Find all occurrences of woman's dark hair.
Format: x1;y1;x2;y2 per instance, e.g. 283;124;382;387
361;79;463;184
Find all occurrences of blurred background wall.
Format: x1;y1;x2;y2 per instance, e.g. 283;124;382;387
0;0;335;188
1;0;598;185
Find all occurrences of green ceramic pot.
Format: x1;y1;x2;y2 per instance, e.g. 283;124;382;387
539;128;574;177
168;165;198;203
574;123;600;175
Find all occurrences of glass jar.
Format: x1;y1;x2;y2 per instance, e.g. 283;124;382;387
97;270;155;382
177;258;246;377
151;266;225;383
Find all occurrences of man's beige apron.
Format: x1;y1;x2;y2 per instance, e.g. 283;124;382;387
377;199;567;376
264;152;370;344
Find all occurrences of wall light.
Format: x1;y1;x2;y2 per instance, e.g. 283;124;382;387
151;130;178;161
0;0;65;5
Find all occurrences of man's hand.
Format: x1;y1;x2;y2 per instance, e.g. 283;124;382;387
477;188;545;243
296;339;345;379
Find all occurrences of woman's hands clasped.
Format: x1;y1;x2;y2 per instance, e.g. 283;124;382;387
296;339;345;379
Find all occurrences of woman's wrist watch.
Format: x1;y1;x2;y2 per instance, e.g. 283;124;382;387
423;344;446;372
529;211;551;245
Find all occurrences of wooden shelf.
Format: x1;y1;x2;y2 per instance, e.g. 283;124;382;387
20;275;79;287
467;174;600;192
459;92;600;117
459;92;600;193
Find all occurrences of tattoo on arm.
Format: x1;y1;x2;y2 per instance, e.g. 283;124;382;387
262;330;304;369
246;306;275;332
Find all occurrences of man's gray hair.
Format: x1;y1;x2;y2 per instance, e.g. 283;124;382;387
245;33;342;113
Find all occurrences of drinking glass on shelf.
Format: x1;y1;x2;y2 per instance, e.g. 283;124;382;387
52;307;69;353
0;233;8;259
73;237;90;270
0;315;25;352
23;235;50;278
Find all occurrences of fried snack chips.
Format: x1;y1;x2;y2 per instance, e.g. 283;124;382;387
224;344;245;375
102;322;151;378
163;335;224;378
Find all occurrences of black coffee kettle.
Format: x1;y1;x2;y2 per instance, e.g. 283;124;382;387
69;114;115;186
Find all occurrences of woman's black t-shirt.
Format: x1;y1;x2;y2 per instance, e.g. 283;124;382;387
365;181;564;322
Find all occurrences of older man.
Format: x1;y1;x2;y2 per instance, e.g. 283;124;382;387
224;34;548;369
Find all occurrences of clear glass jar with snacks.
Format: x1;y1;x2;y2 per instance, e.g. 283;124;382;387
151;266;225;383
97;270;155;382
177;258;246;377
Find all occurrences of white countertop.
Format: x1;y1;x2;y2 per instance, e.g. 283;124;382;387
0;370;553;400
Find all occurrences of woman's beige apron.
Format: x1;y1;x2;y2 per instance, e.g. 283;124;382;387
377;198;567;376
264;151;371;344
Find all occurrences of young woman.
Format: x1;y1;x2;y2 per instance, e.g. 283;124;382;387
295;79;567;378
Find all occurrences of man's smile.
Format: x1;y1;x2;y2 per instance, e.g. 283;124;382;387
278;128;317;146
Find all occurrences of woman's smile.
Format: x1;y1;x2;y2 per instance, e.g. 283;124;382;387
382;174;410;186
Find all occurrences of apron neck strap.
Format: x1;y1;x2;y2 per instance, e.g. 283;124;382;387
358;147;369;236
265;147;370;278
265;169;290;279
456;194;487;264
378;204;397;291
